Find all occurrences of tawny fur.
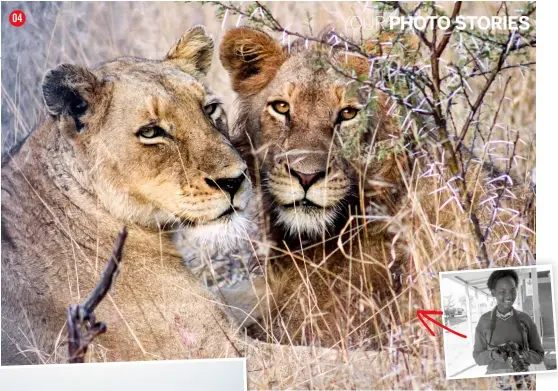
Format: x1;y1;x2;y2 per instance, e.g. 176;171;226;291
219;27;536;349
1;26;253;364
0;26;422;389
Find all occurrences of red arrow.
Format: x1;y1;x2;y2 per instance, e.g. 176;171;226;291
417;309;467;339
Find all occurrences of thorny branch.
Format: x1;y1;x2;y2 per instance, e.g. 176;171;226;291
67;227;128;363
420;1;494;266
212;1;536;267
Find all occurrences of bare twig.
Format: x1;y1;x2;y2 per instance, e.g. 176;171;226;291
457;31;515;145
390;1;433;50
434;2;463;58
67;227;128;363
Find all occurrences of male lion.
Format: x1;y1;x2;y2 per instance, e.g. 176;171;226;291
1;26;253;364
219;27;535;348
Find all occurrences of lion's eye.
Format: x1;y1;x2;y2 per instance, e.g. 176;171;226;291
271;101;290;115
338;107;359;122
204;103;219;116
137;126;166;140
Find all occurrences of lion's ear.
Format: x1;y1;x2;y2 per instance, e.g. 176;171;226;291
220;27;286;96
42;64;100;132
166;25;214;76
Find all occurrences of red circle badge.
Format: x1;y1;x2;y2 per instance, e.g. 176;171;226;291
9;10;26;27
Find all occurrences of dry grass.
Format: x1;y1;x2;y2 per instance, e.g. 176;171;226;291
1;1;536;390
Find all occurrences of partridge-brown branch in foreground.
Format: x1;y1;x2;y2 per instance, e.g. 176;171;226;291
66;227;128;363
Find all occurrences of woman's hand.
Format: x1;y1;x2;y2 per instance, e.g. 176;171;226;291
490;349;507;362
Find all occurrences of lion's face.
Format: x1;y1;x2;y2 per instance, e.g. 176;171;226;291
255;64;365;237
93;61;251;229
42;27;252;245
221;28;376;238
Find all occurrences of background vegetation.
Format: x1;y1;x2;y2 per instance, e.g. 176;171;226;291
1;1;536;389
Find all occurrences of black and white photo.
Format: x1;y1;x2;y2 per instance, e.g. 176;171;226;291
441;266;557;385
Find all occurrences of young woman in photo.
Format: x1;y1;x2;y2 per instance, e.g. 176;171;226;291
473;269;545;387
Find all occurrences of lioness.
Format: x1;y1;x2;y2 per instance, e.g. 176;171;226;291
219;27;535;348
1;26;253;364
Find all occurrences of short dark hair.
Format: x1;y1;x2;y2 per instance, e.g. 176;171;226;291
487;269;519;290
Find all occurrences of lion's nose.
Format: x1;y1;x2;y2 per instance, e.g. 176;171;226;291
206;174;246;199
287;167;326;191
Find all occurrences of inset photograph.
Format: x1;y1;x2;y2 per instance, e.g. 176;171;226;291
441;266;557;383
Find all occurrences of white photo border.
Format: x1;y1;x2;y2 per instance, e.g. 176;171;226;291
440;265;558;380
0;357;247;391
